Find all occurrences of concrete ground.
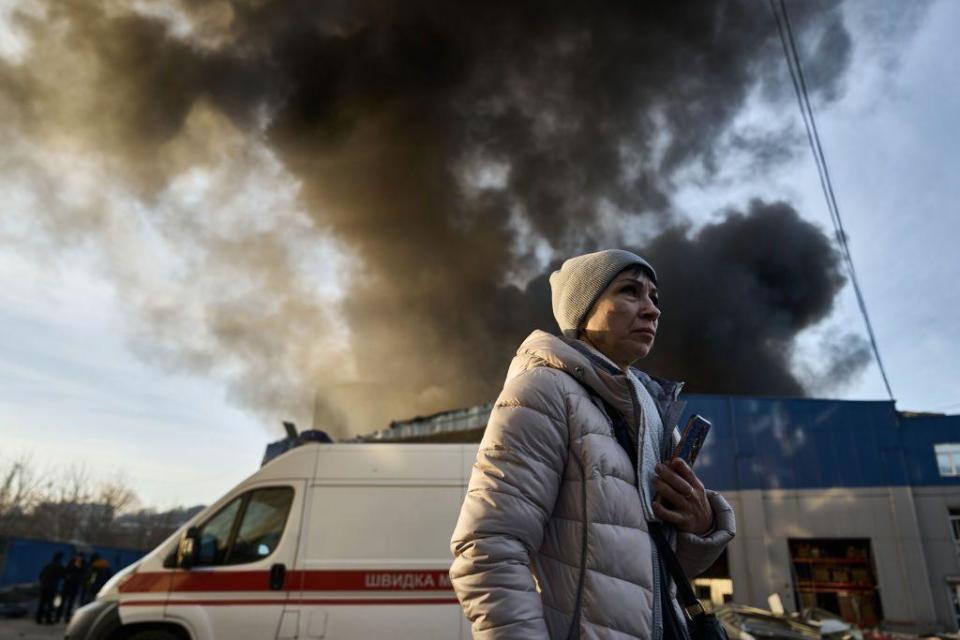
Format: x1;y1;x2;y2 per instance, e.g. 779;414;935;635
0;619;64;640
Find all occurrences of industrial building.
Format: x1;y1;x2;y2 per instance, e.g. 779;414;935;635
360;395;960;633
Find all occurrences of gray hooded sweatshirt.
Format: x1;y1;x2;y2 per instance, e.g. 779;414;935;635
450;330;736;639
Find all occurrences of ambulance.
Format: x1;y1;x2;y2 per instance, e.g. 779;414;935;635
65;435;477;640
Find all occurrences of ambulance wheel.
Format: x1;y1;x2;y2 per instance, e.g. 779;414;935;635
125;629;182;640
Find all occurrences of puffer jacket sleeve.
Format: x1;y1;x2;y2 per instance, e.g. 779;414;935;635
675;490;736;578
450;367;570;639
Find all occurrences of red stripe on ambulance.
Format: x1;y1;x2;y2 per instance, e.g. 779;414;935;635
299;569;451;591
123;597;459;607
119;570;454;594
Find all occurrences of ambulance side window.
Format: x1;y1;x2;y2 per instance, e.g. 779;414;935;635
227;487;294;564
196;496;243;566
192;486;295;567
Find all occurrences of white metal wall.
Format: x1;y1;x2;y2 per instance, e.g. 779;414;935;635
721;486;944;631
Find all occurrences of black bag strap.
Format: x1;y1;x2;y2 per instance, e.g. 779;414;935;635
648;522;707;620
568;370;707;622
566;409;588;640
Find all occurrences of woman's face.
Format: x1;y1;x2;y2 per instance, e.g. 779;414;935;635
579;269;660;369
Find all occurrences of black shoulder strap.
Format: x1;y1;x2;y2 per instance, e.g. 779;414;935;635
648;522;704;617
563;368;706;621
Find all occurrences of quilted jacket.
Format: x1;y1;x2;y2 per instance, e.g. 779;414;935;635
450;330;736;639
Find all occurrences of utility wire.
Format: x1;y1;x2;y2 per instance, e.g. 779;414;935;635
932;401;960;413
769;0;895;401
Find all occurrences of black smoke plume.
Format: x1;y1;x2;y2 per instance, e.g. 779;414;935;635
640;200;869;395
0;1;887;434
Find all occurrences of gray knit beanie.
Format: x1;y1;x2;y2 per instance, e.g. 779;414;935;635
549;249;657;338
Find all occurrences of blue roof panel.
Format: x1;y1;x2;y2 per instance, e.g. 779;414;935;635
677;395;949;491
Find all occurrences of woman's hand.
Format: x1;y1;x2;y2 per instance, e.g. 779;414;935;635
651;458;713;536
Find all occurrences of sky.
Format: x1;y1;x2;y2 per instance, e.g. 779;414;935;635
816;1;960;411
1;0;959;508
676;0;960;412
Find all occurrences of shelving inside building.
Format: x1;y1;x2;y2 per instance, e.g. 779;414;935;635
789;538;883;627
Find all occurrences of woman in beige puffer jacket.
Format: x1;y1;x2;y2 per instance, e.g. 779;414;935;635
450;250;736;640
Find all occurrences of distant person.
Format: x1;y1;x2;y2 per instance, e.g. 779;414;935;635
35;551;64;625
82;553;113;605
56;552;85;623
450;250;736;639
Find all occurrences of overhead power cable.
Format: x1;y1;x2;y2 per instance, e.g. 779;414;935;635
769;0;895;401
932;401;960;413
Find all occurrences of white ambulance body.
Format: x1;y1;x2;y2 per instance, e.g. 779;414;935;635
66;442;478;640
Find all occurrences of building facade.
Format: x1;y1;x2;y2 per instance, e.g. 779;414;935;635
361;395;960;632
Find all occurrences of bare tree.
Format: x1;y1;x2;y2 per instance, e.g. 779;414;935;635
1;455;198;550
87;477;139;546
0;454;41;536
52;465;94;541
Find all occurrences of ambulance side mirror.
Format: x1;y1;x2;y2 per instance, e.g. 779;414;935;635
177;527;201;570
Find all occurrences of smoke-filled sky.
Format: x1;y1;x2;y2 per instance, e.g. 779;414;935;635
2;0;958;506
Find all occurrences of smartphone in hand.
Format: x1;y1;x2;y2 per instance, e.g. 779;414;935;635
671;414;711;467
653;415;712;509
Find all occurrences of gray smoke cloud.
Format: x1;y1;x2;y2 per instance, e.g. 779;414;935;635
0;1;917;436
